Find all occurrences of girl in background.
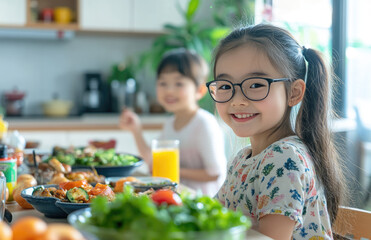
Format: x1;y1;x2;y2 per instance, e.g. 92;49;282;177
120;48;226;196
208;24;346;239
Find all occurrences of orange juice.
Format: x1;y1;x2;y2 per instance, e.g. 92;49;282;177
152;149;179;183
152;140;180;183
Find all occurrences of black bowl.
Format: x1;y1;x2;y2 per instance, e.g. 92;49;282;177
72;155;144;177
55;201;90;215
21;184;68;218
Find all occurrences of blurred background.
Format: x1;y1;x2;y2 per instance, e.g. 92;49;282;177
0;0;370;210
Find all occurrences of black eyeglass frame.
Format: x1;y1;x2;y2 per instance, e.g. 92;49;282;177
206;77;292;103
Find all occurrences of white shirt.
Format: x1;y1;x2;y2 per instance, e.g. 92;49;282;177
160;108;227;196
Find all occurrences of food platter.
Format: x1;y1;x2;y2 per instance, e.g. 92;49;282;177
71;158;143;177
20;181;114;218
48;147;144;177
21;184;69;218
106;176;177;192
20;177;177;218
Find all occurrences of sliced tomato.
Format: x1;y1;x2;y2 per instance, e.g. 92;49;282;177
151;189;182;206
59;180;89;190
89;183;114;197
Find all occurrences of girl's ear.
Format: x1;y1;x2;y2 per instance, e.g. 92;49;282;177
288;79;306;107
196;84;208;100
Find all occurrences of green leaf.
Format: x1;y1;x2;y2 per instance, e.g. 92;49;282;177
186;0;199;21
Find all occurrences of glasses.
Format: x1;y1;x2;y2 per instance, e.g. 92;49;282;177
206;77;291;103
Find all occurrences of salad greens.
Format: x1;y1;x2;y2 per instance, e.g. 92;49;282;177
87;187;251;240
48;147;140;166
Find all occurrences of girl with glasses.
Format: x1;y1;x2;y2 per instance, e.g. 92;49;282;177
119;48;226;196
211;24;346;239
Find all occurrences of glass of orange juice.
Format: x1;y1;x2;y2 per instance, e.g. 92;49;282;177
152;139;179;183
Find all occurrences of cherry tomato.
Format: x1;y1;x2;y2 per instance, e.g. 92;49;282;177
151;189;182;206
59;180;89;190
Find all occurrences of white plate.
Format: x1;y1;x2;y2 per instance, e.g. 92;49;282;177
105;176;171;185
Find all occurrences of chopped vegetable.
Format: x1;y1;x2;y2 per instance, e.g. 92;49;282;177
47;147;140;167
32;186;45;196
59;180;89;191
89;183;115;202
67;187;89;203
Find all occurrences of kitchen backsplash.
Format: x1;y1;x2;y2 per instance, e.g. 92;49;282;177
0;34;155;116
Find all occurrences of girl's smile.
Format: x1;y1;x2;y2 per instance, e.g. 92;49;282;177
230;112;259;122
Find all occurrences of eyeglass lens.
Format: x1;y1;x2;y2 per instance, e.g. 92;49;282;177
208;78;270;102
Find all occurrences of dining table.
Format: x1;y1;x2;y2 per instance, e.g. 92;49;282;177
5;182;272;240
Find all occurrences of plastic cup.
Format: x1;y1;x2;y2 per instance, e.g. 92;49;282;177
152;139;179;183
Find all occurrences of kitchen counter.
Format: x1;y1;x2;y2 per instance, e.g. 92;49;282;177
6;113;170;131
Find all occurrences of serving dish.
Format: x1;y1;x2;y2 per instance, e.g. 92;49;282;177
55;201;90;215
49;147;144;177
72;158;143;177
106;176;177;193
21;184;68;218
21;182;110;217
68;207;248;240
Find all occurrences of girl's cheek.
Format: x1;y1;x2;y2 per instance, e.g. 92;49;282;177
216;104;227;119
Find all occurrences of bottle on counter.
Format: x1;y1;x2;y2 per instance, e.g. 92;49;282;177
0;115;8;143
0;144;16;202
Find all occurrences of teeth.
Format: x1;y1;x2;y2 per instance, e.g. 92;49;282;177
235;113;254;118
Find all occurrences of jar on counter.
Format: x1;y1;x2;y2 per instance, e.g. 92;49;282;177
0;144;16;202
3;89;26;116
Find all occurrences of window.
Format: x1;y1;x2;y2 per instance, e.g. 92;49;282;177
346;0;371;120
255;0;332;57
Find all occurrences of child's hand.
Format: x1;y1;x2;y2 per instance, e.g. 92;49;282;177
119;109;141;133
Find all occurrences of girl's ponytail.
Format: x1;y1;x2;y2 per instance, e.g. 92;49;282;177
296;48;345;224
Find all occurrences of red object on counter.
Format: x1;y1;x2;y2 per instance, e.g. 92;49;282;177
88;139;116;150
41;8;54;22
4;89;26;116
4;90;25;101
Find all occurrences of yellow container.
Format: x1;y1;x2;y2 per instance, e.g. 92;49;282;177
152;140;179;183
54;7;72;24
0;116;8;141
0;157;16;201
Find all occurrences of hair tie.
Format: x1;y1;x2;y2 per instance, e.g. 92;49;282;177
302;46;308;56
302;46;308;83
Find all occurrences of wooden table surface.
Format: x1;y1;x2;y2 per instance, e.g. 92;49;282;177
6;182;271;240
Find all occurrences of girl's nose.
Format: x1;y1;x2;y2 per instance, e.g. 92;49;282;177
230;87;249;106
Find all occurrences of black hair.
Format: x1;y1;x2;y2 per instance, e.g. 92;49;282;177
157;48;209;87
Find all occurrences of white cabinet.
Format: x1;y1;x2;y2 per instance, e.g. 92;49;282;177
0;0;26;25
80;0;187;32
79;0;132;31
132;0;187;32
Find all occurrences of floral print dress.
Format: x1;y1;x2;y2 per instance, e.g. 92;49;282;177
215;136;333;239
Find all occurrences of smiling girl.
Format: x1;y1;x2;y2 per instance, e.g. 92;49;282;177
209;24;346;239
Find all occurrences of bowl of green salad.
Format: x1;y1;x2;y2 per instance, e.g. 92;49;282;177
68;187;251;240
48;147;143;177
